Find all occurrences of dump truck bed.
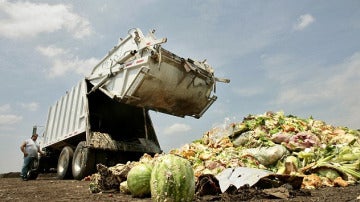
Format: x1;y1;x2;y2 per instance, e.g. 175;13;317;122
87;28;223;118
42;79;161;154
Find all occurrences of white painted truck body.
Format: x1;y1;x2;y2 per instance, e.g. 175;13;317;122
87;28;222;118
38;28;228;180
42;80;87;149
42;79;161;153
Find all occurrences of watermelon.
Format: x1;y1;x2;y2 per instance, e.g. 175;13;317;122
127;163;152;197
150;154;195;202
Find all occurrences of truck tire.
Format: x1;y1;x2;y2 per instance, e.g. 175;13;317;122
57;146;74;179
72;141;95;180
27;157;39;180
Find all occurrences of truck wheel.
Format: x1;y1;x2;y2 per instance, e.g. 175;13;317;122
72;141;95;180
27;158;39;180
57;146;74;179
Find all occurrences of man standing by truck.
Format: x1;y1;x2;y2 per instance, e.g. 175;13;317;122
20;133;44;181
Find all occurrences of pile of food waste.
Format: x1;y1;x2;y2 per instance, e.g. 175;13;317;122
87;111;360;200
170;111;360;189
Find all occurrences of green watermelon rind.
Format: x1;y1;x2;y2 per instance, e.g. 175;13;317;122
150;154;195;202
127;163;152;197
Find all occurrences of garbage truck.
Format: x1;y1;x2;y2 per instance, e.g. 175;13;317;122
33;28;229;180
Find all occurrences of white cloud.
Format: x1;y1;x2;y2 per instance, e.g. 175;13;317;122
20;102;39;111
0;114;23;125
261;54;291;67
37;46;67;58
275;52;360;106
0;104;11;112
37;45;99;77
262;52;360;128
0;1;92;39
0;104;22;126
163;123;191;135
260;54;300;84
293;14;315;31
233;87;263;97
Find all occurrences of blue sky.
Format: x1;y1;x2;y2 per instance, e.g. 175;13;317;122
0;0;359;173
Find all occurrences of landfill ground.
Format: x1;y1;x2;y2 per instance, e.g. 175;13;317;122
1;173;359;202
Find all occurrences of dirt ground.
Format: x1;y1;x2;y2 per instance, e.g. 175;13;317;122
0;173;360;202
